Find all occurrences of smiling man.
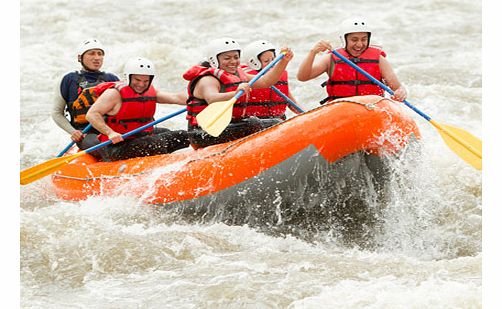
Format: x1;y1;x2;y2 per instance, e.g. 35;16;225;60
85;57;189;162
296;17;407;104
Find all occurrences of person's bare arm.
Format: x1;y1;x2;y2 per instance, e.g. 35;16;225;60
380;56;407;101
297;40;332;81
51;82;78;134
156;91;188;105
86;89;123;143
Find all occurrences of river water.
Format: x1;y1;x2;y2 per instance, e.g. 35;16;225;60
18;0;486;308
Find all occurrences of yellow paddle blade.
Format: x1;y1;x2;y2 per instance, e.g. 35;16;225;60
430;120;482;170
196;98;236;137
20;152;85;185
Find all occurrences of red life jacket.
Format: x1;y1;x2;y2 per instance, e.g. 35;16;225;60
183;65;248;127
97;81;157;142
92;81;117;96
242;65;289;119
321;46;385;104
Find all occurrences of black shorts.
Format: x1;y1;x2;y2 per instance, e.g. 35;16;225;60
188;117;282;149
87;127;189;162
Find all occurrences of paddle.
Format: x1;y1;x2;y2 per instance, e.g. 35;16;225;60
271;85;305;113
56;123;93;157
196;52;286;137
20;108;187;185
331;49;482;170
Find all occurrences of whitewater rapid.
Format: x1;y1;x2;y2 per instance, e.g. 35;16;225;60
17;0;488;308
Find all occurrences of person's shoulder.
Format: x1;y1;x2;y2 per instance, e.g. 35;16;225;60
368;44;387;58
195;74;221;89
60;70;80;81
103;72;120;81
369;44;384;51
183;63;213;81
58;70;80;87
99;84;122;100
368;44;386;57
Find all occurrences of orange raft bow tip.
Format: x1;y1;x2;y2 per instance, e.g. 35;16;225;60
51;95;421;205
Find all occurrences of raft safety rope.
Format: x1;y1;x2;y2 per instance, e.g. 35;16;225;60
329;96;391;110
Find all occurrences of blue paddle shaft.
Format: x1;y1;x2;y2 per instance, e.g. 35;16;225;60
331;49;431;121
234;52;286;100
56;123;93;157
83;108;187;154
270;86;305;113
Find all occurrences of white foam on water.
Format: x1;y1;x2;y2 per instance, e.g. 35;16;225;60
19;0;485;307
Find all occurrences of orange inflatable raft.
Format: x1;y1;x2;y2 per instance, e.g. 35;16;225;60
52;96;420;215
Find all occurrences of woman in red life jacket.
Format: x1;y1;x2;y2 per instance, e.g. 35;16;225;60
242;40;303;129
183;37;294;149
85;57;189;162
297;17;407;104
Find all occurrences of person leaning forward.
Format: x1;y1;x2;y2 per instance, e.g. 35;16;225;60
51;38;120;150
85;57;189;162
297;17;407;104
183;37;294;149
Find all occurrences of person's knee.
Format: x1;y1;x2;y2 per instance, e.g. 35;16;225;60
153;127;170;134
259;118;282;129
77;134;102;159
188;129;216;149
174;130;190;146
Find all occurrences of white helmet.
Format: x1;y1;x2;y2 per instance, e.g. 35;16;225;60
339;17;371;47
205;37;241;68
123;57;156;85
243;40;276;70
77;38;105;61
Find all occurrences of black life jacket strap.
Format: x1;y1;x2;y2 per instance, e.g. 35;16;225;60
319;96;345;105
121;96;157;102
108;117;154;124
